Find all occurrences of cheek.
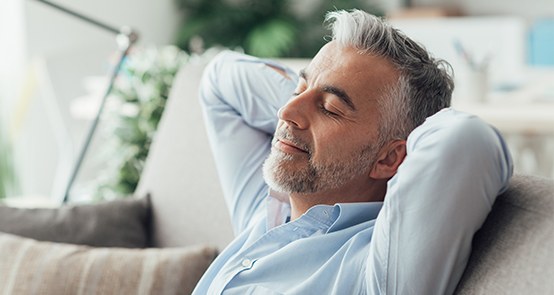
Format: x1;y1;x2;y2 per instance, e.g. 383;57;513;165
312;127;356;159
312;124;378;161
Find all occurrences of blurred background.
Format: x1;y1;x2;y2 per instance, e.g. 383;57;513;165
0;0;553;205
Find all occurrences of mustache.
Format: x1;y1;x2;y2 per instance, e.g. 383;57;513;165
273;128;311;154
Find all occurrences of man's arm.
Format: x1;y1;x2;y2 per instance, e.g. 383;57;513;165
199;51;297;234
366;109;513;294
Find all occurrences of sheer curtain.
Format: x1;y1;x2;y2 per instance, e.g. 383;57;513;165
0;0;71;203
0;0;26;128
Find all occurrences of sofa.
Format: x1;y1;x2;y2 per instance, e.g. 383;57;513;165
0;57;553;294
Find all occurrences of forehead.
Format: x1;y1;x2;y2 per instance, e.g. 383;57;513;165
306;41;399;107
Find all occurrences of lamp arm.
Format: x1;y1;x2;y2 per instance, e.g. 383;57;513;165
34;0;121;35
61;32;137;203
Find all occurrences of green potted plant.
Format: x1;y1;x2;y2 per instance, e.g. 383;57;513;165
93;46;189;200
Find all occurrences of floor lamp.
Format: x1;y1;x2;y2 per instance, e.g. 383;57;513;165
32;0;138;203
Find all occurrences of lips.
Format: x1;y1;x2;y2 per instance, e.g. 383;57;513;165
276;138;308;154
272;127;310;155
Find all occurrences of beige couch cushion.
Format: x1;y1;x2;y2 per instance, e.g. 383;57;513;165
0;233;217;295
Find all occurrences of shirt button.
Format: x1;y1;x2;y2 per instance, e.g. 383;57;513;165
241;258;253;268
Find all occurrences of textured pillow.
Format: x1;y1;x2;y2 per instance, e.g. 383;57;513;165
0;233;217;294
0;195;151;248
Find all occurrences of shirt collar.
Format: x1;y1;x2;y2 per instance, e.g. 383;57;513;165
327;202;383;233
266;190;383;232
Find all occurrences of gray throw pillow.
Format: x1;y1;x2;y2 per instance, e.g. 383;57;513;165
0;195;151;248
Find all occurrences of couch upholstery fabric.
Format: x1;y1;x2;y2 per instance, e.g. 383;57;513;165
455;174;554;294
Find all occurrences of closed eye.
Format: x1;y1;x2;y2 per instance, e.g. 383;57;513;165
319;104;339;117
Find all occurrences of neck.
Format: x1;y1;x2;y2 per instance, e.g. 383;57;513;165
288;179;387;221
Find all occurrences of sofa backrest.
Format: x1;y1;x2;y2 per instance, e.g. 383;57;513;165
136;58;234;250
455;174;554;294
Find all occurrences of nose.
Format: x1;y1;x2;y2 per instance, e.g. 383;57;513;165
278;93;311;129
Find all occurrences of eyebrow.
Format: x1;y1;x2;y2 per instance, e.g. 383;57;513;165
299;69;357;112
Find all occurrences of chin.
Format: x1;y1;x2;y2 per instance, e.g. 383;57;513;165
262;151;316;194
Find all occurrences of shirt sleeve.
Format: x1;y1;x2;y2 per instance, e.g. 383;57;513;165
366;108;513;295
199;51;298;235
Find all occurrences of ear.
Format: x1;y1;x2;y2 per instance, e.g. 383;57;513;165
369;140;407;180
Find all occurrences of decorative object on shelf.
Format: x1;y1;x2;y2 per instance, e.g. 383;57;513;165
32;0;139;203
175;0;383;58
92;46;189;200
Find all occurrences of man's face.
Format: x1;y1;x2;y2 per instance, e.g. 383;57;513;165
263;41;399;196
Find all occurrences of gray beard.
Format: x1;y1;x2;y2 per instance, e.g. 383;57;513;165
262;142;379;195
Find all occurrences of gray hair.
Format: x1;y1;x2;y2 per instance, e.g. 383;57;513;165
325;10;454;142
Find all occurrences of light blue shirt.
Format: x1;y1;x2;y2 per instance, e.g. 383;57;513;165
193;51;513;295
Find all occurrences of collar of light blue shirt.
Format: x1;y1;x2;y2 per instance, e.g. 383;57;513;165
266;192;383;233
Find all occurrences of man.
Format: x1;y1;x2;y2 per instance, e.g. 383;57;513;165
193;10;512;294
